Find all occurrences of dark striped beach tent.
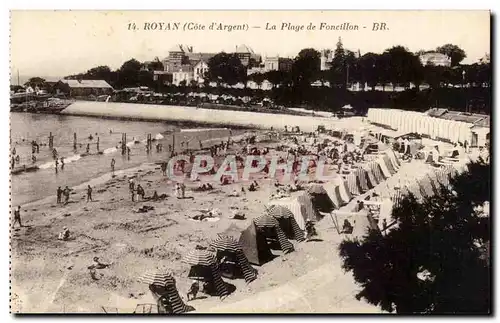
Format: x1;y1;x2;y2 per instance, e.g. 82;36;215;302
390;188;406;209
355;168;370;192
266;205;305;242
138;272;193;314
367;161;384;184
183;249;229;298
377;157;392;179
345;172;362;196
363;164;378;187
209;235;258;283
220;223;273;266
307;184;335;212
385;149;401;170
253;215;294;254
337;178;353;205
382;155;397;175
297;192;322;222
323;182;343;209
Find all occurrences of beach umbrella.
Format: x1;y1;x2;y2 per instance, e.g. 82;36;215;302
137;271;193;314
253;215;294;253
183;249;217;267
209;235;258;283
253;214;280;228
138;271;176;287
183;249;229;298
267;205;294;219
210;235;242;252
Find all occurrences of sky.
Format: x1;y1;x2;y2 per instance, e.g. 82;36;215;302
10;10;491;83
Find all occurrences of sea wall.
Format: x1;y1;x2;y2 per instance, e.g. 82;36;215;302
60;101;341;132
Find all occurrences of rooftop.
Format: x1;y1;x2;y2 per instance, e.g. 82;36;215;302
60;79;113;89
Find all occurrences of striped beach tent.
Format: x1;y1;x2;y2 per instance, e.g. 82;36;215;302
253;215;294;254
345;172;362;196
337;178;353;204
267;205;305;242
376;157;392;179
307;184;335;212
385;149;401;170
363;164;378;187
183;249;229;298
368;161;385;184
221;223;273;266
138;272;192;314
322;181;344;209
297;192;322;222
382;155;397;175
209;235;258;283
355;168;370;192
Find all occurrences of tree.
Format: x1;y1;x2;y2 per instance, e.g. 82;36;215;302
383;46;422;90
24;77;46;88
339;159;491;314
148;57;164;71
206;52;246;86
292;48;321;88
117;58;143;88
436;44;467;67
358;53;379;90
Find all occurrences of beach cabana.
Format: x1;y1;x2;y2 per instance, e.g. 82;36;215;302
368;160;386;183
183;249;229;298
209;235;258;283
322;182;345;209
354;168;370;192
138;272;193;314
337;178;353;206
345;172;362;196
253;215;294;254
266;205;305;242
221;223;273;266
307;184;335;212
376;157;392;179
363;164;379;187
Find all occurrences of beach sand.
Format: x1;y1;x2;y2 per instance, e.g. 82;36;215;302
12;117;445;314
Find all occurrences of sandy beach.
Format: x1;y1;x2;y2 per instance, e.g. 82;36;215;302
10;115;471;314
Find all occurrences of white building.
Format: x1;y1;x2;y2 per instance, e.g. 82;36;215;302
419;52;452;67
193;60;209;84
172;66;194;86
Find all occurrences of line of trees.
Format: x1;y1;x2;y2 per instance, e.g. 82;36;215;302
19;40;490;113
204;40;490;92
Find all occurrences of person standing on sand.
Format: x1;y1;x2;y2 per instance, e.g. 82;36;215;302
86;143;90;154
63;186;71;204
161;162;167;176
55;158;59;172
60;157;65;170
56;186;62;204
111;158;116;174
136;184;145;201
87;185;93;202
13;206;22;228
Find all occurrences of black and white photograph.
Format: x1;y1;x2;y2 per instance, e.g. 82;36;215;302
9;10;491;314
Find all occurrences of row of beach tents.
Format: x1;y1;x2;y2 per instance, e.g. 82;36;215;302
367;108;489;147
133;145;477;313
